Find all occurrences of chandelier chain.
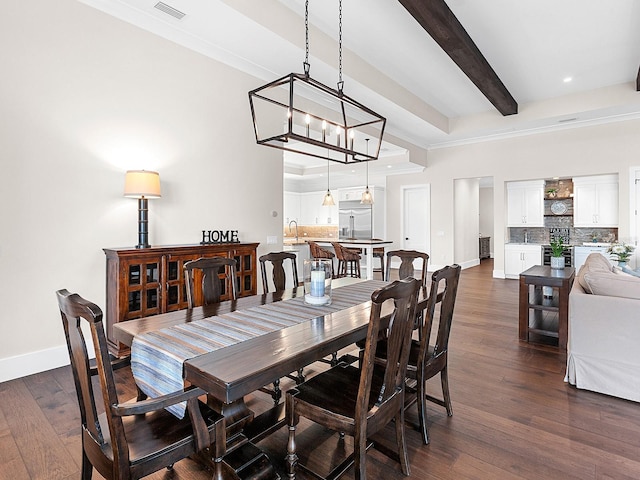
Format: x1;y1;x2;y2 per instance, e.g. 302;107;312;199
304;0;310;75
337;0;343;92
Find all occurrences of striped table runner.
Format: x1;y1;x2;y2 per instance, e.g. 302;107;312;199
131;280;387;418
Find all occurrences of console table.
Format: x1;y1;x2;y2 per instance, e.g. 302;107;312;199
104;243;258;357
518;265;575;350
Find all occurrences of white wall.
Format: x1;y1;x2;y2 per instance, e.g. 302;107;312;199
386;118;640;276
454;178;480;268
0;0;283;380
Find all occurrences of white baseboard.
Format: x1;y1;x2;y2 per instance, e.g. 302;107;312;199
0;345;70;383
493;269;506;279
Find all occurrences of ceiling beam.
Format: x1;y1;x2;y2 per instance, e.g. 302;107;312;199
398;0;518;116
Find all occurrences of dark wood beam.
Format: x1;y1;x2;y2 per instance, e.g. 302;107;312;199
398;0;518;116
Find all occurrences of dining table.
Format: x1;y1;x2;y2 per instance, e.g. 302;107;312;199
113;276;425;478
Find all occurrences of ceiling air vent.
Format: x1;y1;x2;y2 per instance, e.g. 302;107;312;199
154;2;186;20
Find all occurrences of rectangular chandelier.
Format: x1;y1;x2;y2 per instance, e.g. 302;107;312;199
248;72;386;164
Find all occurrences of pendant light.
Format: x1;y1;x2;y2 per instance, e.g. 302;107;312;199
361;139;373;204
248;0;386;164
322;155;335;206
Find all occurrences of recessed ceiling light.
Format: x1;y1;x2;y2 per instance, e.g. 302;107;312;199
563;77;572;83
387;165;392;169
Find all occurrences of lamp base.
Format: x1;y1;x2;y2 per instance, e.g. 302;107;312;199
136;197;151;249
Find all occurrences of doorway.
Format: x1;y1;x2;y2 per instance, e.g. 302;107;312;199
401;185;430;266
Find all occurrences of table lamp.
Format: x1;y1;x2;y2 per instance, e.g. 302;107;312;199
124;170;161;248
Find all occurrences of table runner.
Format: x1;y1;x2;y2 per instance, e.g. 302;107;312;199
131;280;387;418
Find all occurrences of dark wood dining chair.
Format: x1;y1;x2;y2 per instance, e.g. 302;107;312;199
307;240;335;278
374;264;461;445
184;256;238;308
56;289;227;480
259;251;299;292
285;277;421;480
259;251;303;403
331;242;361;278
385;249;429;285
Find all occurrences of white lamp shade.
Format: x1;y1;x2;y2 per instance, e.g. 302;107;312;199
124;170;161;198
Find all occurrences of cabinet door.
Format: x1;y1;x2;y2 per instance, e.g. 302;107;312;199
573;175;619;227
594;182;618;226
523;186;544;226
522;248;542;271
504;247;523;277
123;258;162;319
284;192;300;225
573;183;598;227
507;182;543;227
233;246;257;297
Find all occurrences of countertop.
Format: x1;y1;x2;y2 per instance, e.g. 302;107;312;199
283;237;334;246
506;242;612;247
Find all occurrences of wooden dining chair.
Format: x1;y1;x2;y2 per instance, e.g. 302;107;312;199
374;264;461;445
286;277;421;480
331;242;361;278
56;289;227;480
184;256;238;308
385;249;429;285
259;251;299;292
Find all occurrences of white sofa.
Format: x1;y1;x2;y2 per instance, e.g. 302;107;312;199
565;253;640;402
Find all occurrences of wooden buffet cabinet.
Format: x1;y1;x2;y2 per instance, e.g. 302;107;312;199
104;243;259;357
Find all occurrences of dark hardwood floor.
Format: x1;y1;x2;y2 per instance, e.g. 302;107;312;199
2;259;640;479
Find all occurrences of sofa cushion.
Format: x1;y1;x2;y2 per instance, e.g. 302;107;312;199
583;269;640;299
577;253;612;294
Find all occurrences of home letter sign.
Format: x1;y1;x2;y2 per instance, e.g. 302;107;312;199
201;230;240;244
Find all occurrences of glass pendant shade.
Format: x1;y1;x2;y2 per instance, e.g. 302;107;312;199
323;190;335;206
361;188;373;205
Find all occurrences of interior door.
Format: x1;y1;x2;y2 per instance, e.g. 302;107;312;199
402;185;430;261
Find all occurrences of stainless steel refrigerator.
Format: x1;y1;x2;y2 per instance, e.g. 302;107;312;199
339;201;372;239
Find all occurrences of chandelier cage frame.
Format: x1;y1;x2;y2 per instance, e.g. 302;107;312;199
247;0;386;165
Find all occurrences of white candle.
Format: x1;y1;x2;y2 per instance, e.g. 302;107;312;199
310;269;325;297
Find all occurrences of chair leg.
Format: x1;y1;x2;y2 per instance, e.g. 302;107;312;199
417;370;430;445
286;395;299;480
272;379;282;405
441;367;453;416
354;433;367;480
395;408;411;476
81;450;93;480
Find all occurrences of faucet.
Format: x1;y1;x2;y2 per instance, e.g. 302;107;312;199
524;229;528;244
288;220;298;241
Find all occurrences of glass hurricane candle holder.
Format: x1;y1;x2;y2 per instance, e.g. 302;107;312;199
304;258;332;306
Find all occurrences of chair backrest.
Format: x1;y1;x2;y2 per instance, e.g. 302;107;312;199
331;242;360;261
56;289;129;467
259;251;298;292
184;257;238;308
308;240;334;259
385;249;429;285
418;264;461;367
357;277;420;425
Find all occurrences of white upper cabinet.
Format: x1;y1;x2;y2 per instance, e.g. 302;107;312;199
299;192;338;225
573;174;619;227
284;191;300;225
506;180;544;227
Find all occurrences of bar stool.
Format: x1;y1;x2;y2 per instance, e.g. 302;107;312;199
332;242;361;278
307;240;335;278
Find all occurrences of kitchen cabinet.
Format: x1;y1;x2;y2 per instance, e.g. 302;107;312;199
504;244;542;279
284;191;300;225
103;243;258;357
283;243;310;283
300;192;338;225
507;180;544;227
286;191;338;225
572;174;618;227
